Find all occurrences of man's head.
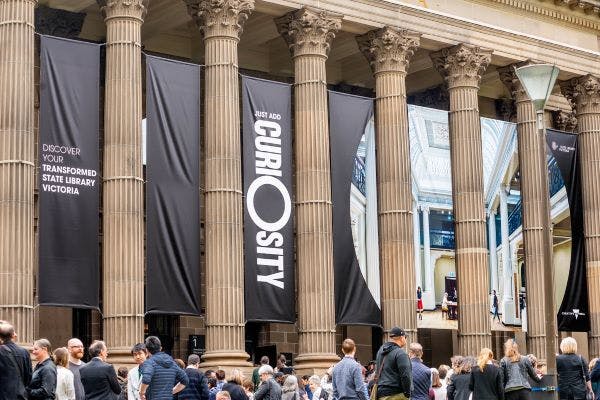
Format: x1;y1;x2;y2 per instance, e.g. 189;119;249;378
188;354;201;367
260;356;269;365
408;343;423;360
0;321;15;343
144;336;161;355
216;369;226;381
67;338;85;361
258;364;274;382
205;369;216;379
388;327;407;348
275;372;285;384
118;367;128;379
131;343;147;365
341;338;356;357
89;340;108;361
216;391;231;400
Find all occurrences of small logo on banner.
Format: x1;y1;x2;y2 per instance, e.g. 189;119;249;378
561;309;586;320
552;140;575;153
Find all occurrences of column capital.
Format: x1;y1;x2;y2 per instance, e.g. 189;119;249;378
421;205;430;214
487;208;497;218
275;7;342;58
356;26;420;75
497;61;536;103
184;0;254;39
560;74;600;109
430;43;492;89
552;109;578;132
97;0;148;21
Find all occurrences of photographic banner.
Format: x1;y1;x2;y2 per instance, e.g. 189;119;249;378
329;91;381;325
242;76;295;323
547;129;590;331
145;55;201;315
38;36;100;308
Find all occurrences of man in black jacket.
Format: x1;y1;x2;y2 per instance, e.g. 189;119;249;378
178;354;210;400
80;340;122;400
374;327;412;400
0;320;32;400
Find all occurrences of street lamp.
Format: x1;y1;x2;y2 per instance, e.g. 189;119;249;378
515;63;560;398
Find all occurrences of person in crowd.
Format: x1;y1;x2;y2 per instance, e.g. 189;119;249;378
216;391;232;400
301;375;313;400
282;375;305;400
442;294;449;320
222;369;248;400
492;291;501;323
208;379;218;394
139;336;188;400
469;348;503;400
332;338;368;400
365;361;377;381
556;336;592;400
117;367;129;400
438;365;450;389
79;340;121;400
253;357;270;391
177;354;210;400
54;347;76;400
27;338;57;400
590;357;600;400
128;343;148;400
243;379;255;400
254;364;282;400
500;339;541;400
430;368;446;400
417;287;424;320
175;359;186;369
67;338;86;400
308;375;328;400
276;355;288;373
276;372;286;386
320;367;334;400
409;342;431;400
206;371;217;380
447;356;474;400
210;370;228;400
373;326;412;400
0;320;32;400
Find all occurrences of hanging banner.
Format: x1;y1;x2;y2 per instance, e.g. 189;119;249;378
547;129;590;331
146;55;201;315
329;91;381;326
38;36;100;308
242;76;294;323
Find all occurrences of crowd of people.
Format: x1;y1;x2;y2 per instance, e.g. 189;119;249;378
2;319;600;400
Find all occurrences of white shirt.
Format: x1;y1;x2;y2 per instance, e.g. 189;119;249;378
56;365;76;400
128;365;143;400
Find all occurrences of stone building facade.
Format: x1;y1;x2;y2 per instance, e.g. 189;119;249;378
1;0;600;372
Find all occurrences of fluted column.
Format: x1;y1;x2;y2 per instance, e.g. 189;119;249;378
499;63;549;357
0;0;36;345
561;75;600;357
487;209;498;296
357;26;420;341
186;0;253;368
276;7;341;372
431;44;492;354
98;0;147;364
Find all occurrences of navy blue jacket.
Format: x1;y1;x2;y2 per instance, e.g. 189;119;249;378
27;357;57;400
410;358;431;400
141;352;189;400
177;368;209;400
80;357;121;400
0;340;32;400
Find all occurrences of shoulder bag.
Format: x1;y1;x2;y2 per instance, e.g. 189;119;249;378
370;355;387;400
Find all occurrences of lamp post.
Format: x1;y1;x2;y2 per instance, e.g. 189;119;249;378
515;63;560;398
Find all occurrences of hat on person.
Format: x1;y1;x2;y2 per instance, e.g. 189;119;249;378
389;327;406;338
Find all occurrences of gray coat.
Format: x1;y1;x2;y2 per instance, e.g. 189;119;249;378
255;378;282;400
500;356;541;392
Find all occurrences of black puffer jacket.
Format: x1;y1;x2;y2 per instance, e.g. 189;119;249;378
374;342;412;399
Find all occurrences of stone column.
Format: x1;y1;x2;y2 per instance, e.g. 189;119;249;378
276;7;341;373
431;44;492;354
186;0;254;368
0;0;36;344
413;203;422;290
487;209;498;299
98;0;147;364
561;75;600;357
499;63;549;356
356;26;420;341
422;206;435;309
499;186;517;324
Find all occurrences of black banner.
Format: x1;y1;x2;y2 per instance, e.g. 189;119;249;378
547;129;590;331
329;91;380;326
38;36;100;308
242;76;294;323
146;56;201;315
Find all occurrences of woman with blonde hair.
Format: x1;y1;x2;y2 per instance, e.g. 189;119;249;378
223;369;249;400
500;339;541;400
53;347;75;400
469;348;503;399
556;336;592;400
